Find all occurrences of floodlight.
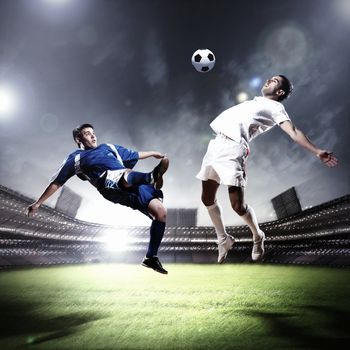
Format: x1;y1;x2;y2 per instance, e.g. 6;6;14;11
236;92;248;103
101;229;131;252
0;86;17;115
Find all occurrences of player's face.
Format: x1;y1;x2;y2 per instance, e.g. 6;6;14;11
79;127;97;149
261;76;285;99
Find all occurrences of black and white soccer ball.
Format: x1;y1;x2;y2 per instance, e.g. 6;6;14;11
191;49;215;73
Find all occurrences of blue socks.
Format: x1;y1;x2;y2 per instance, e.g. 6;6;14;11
146;220;166;258
126;171;151;186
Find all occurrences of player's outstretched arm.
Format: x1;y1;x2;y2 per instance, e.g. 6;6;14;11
279;120;338;168
138;151;165;160
26;182;61;217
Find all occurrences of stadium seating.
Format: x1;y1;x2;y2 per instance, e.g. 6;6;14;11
1;184;349;267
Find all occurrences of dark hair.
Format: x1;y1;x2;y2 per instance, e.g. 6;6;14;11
72;123;94;144
278;75;293;101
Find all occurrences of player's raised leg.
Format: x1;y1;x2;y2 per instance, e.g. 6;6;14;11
202;179;235;263
120;157;169;189
228;186;265;261
141;198;168;274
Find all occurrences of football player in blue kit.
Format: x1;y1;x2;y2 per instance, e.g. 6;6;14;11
27;123;169;274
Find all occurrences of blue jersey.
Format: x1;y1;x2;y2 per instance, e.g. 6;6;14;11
51;144;139;186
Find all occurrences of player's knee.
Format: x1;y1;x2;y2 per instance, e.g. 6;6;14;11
153;205;167;222
148;199;167;222
231;202;246;216
201;194;215;207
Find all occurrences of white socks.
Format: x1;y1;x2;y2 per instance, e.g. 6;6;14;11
241;205;261;241
206;201;227;243
207;202;262;243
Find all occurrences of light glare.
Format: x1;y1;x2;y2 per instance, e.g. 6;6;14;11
0;87;17;115
334;0;350;22
250;77;262;89
44;0;70;4
101;229;130;252
237;92;248;103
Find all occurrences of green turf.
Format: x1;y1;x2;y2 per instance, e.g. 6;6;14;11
0;263;350;349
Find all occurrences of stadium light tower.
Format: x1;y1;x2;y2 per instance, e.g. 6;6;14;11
0;86;17;116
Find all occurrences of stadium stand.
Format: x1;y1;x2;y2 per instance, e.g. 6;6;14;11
1;184;349;267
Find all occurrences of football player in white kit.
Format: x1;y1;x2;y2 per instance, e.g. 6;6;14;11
197;75;338;263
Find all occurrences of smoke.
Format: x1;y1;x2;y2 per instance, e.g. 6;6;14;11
1;1;349;226
143;31;169;87
71;17;350;226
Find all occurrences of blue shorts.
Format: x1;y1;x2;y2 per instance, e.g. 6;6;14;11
98;184;163;218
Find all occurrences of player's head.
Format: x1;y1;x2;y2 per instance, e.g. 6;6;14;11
261;75;293;101
72;123;97;149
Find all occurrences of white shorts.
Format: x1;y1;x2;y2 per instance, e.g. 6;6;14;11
196;134;249;187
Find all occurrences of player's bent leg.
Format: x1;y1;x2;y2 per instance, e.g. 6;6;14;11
99;182;168;273
202;180;234;263
228;186;265;261
228;185;246;216
121;169;151;188
141;198;168;274
201;179;220;206
119;157;169;190
147;198;167;222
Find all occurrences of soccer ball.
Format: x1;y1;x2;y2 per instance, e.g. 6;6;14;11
191;49;215;73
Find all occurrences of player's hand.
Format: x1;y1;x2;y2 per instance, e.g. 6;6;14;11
316;150;338;168
26;202;40;217
152;152;166;159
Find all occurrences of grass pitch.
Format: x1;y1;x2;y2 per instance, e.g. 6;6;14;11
0;264;350;350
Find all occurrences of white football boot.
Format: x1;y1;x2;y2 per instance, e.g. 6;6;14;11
217;235;235;263
252;231;265;262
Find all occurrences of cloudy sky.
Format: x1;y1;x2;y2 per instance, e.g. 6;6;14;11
0;0;349;226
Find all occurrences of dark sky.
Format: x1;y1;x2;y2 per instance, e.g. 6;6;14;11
0;0;349;225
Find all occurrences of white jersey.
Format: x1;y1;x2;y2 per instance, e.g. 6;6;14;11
210;96;290;144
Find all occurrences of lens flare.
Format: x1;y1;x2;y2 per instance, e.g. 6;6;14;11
0;86;17;115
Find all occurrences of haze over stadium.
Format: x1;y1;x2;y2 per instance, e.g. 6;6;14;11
0;0;349;226
1;2;350;348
